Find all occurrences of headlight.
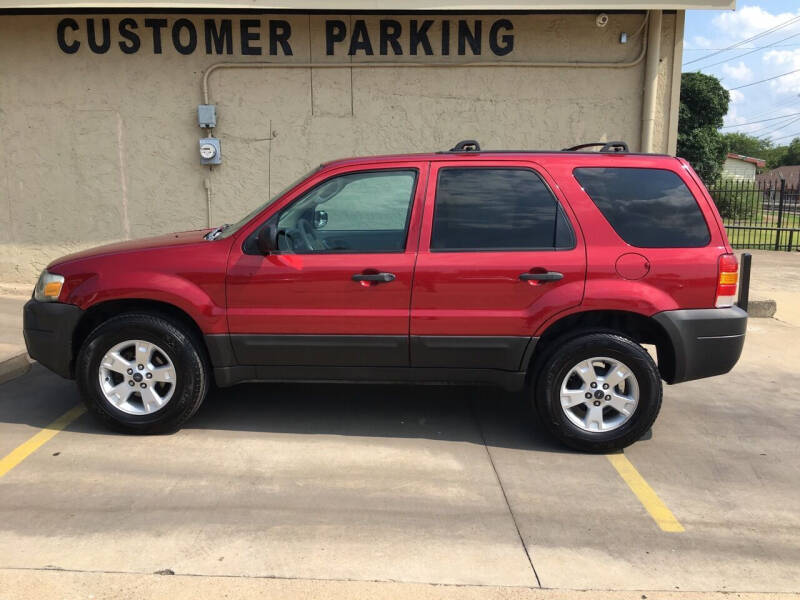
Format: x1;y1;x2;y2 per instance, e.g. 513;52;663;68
34;270;65;302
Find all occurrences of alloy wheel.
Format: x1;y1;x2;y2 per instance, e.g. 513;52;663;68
559;356;639;432
98;340;177;415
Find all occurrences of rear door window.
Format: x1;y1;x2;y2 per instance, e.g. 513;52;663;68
431;167;574;251
573;167;710;248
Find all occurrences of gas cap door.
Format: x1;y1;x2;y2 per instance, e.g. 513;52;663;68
615;253;650;280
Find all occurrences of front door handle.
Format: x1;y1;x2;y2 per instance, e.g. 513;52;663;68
352;272;396;283
519;271;564;282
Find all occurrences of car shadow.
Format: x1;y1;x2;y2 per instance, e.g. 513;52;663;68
190;380;572;454
0;364;577;454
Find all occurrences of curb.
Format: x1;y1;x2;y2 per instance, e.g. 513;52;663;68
747;299;777;319
0;352;32;384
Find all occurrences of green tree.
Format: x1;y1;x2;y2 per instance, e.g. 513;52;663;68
767;138;800;169
677;72;730;183
721;132;772;161
780;137;800;166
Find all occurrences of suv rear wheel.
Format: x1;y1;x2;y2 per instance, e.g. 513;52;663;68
76;313;209;434
534;333;662;452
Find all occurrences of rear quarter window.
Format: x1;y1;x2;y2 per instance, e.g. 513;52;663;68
573;167;710;248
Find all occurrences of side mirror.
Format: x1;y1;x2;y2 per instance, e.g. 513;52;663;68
313;209;329;229
257;221;279;255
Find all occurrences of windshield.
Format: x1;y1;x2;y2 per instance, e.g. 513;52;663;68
214;166;322;240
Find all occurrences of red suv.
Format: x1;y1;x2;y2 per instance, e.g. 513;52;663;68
23;141;747;451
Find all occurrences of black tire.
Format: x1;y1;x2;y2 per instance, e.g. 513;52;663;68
534;332;662;453
76;312;210;434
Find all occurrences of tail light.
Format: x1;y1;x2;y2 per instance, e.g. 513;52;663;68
716;253;738;308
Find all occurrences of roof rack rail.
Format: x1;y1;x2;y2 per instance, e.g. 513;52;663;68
442;139;632;154
449;139;481;152
562;141;629;153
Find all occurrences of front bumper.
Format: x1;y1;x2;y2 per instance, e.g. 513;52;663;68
653;306;748;384
23;299;84;379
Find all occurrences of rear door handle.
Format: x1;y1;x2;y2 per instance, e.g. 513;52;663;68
352;272;396;283
519;271;564;282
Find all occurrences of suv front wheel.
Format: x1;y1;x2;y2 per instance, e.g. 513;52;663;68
76;313;210;434
535;333;662;452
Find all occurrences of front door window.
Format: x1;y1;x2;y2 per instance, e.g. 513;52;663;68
276;169;417;254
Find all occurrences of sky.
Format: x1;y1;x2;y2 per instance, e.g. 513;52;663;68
683;1;800;146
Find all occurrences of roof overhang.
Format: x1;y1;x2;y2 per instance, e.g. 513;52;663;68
727;153;766;167
0;0;736;10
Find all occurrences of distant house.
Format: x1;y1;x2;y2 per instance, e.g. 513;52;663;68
756;165;800;210
722;153;766;181
756;165;800;189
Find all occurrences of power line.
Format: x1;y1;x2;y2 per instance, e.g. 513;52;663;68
721;113;800;139
691;31;800;70
685;44;800;51
734;95;800;123
747;115;800;137
770;129;800;142
684;15;800;66
728;67;800;90
720;111;800;128
754;116;800;138
720;97;800;139
761;95;800;111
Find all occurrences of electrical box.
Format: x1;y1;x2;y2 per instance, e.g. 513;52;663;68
199;138;221;165
197;104;217;129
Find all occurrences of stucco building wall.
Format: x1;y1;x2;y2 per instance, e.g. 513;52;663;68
0;11;682;283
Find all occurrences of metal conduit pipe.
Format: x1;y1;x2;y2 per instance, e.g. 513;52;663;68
201;12;650;105
198;13;651;219
640;9;663;153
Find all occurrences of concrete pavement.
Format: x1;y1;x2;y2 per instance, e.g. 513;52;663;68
2;569;800;600
0;295;25;363
1;317;799;597
0;295;29;384
738;250;800;325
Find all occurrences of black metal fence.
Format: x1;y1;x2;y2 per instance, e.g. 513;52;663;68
706;178;800;251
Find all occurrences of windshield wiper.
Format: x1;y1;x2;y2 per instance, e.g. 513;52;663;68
205;223;231;240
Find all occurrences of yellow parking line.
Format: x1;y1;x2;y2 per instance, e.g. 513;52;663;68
606;452;685;533
0;405;86;479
